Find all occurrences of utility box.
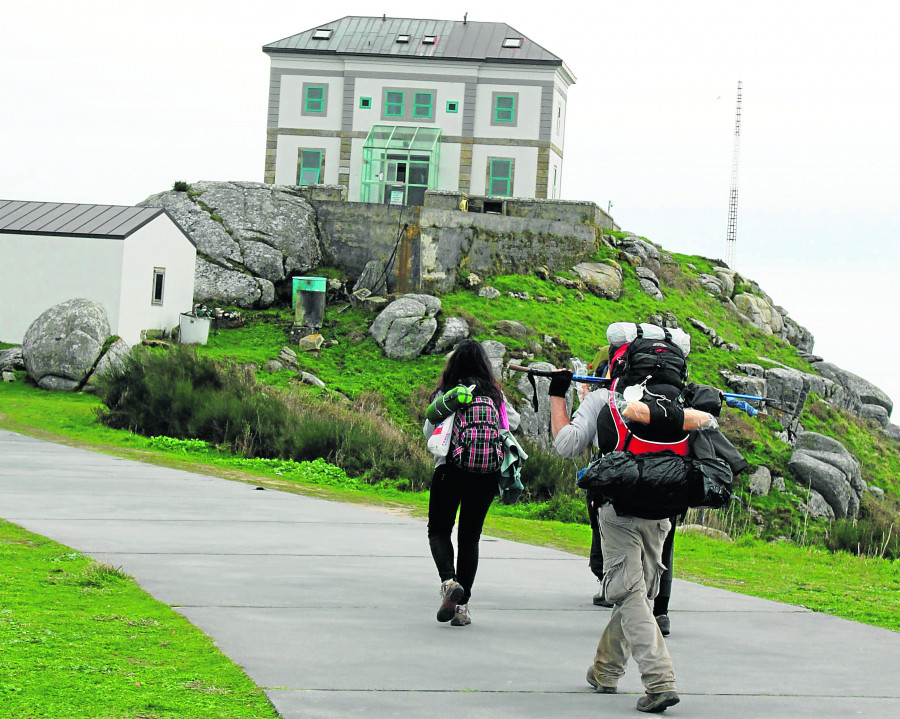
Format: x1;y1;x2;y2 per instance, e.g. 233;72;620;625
292;276;326;342
178;312;211;345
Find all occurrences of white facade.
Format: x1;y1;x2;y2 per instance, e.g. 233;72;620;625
0;212;195;346
264;20;574;204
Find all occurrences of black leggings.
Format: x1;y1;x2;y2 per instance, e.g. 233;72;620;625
427;463;498;604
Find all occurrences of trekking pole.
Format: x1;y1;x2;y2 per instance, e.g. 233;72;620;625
507;363;610;385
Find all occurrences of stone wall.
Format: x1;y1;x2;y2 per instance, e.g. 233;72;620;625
418;206;600;294
308;187;608;295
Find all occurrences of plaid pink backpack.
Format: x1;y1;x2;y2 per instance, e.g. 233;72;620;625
449;396;503;474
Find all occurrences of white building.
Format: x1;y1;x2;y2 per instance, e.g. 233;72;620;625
0;200;196;345
263;16;575;204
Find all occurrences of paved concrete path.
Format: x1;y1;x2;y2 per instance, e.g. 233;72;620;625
2;429;899;718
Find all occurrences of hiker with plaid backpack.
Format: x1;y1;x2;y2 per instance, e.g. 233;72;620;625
422;339;517;627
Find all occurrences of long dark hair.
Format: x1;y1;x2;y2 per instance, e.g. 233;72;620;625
435;339;503;407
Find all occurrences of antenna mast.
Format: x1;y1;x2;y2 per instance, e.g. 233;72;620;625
725;80;742;269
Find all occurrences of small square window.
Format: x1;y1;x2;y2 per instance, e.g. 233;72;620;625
359;96;372;109
313;28;333;40
502;38;523;48
151;268;165;305
396;34;410;43
422;35;437;44
446;101;459;113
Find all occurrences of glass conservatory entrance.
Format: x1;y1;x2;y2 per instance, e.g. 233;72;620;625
361;125;441;206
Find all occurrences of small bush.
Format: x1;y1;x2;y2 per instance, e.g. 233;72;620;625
93;346;431;489
172;181;189;192
518;438;584;503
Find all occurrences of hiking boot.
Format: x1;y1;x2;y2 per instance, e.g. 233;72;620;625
437;579;465;622
636;690;680;713
593;587;614;608
585;668;617;694
655;614;671;636
450;604;471;626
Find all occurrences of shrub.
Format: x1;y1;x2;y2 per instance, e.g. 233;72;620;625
93;346;431;489
517;438;585;503
172;181;189;192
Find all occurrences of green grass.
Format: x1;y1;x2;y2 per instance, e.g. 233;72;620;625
0;520;280;718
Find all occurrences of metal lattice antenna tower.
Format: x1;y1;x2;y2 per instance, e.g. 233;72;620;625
725;80;742;269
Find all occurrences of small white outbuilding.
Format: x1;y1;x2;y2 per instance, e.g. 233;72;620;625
0;199;196;345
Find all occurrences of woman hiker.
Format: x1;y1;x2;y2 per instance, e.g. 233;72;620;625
422;339;518;627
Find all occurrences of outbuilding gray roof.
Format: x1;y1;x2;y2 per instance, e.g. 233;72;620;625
264;16;563;66
0;200;180;241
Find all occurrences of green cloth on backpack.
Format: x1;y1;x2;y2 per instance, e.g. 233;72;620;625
425;384;474;424
498;429;528;504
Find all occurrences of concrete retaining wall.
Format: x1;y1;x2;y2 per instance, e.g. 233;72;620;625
304;186;610;294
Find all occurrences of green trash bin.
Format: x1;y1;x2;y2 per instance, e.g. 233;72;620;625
293;276;327;330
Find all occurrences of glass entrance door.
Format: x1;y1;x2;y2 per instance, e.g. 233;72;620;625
361;125;441;205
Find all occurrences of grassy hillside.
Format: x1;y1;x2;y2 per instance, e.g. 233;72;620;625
162;236;895;554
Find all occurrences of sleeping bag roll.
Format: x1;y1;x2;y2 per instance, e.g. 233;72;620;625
606;322;691;356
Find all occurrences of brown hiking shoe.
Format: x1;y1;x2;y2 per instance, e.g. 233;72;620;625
585;668;617;694
437;579;464;622
636;690;680;713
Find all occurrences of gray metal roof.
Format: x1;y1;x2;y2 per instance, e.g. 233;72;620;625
264;16;564;66
0;200;172;240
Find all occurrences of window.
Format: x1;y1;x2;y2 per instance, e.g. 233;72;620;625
312;28;333;40
502;37;523;48
422;35;437;44
385;90;404;117
489;159;512;196
151;268;165;305
396;34;410;43
494;95;515;123
298;150;322;186
557;106;561;132
552;167;558;199
305;85;325;113
446;100;458;113
413;92;433;119
360;96;372;109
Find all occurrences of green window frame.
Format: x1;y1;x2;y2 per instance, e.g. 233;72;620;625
385;90;404;117
359;96;372;109
489;159;512;196
494;95;515;123
298;150;322;186
305;86;325;113
446;100;459;113
413;92;433;119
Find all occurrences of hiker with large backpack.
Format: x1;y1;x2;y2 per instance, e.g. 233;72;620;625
582;344;677;635
550;322;702;713
422;339;517;627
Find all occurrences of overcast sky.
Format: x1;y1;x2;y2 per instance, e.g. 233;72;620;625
2;1;898;416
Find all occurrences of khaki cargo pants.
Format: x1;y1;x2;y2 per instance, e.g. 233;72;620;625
588;503;676;693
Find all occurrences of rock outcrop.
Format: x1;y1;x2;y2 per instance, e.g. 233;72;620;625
789;431;865;519
571;262;623;300
0;347;24;372
22;298;130;391
370;294;441;359
811;361;893;426
431;317;469;354
140;182;321;309
511;360;560;449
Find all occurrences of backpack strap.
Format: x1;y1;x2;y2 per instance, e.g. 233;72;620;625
635;322;643;339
